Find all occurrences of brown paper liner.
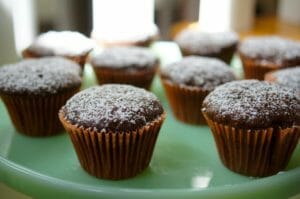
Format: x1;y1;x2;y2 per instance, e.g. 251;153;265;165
59;112;166;180
161;79;209;125
264;71;278;83
92;65;158;90
22;49;90;70
240;53;300;80
203;113;300;177
180;44;237;64
0;87;80;136
240;55;279;80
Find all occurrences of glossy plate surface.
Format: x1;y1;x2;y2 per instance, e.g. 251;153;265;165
0;42;299;199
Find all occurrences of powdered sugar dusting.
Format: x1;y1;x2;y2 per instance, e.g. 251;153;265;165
202;80;300;129
91;46;158;69
161;56;236;91
239;36;300;64
61;84;164;132
270;66;300;93
0;57;82;95
175;30;238;54
28;31;94;56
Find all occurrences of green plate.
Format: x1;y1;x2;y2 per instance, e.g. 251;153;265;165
0;42;299;199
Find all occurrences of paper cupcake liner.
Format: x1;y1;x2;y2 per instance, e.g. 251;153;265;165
240;55;279;80
59;112;166;180
203;113;300;177
66;53;90;69
240;54;300;80
161;79;209;125
264;71;277;82
22;49;89;70
92;65;157;90
1;88;80;136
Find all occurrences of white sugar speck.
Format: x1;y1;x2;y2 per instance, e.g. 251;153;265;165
161;56;236;91
62;84;164;131
269;66;300;93
175;30;238;54
239;36;300;64
0;57;82;95
202;80;300;128
91;46;158;69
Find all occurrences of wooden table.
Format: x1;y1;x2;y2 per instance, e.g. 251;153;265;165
170;16;300;41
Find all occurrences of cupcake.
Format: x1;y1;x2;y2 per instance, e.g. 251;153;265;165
91;46;158;90
265;66;300;94
91;24;158;47
175;30;239;64
22;31;94;69
59;84;166;180
0;57;82;136
239;36;300;80
160;56;236;124
202;80;300;177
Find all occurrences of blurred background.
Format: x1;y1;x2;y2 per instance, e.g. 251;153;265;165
0;0;299;65
0;0;300;197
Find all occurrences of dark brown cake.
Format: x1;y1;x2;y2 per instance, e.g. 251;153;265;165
160;56;236;124
22;31;94;68
175;30;239;64
0;57;82;136
202;80;300;177
265;66;300;94
59;84;166;180
61;85;164;131
91;46;159;89
239;36;300;80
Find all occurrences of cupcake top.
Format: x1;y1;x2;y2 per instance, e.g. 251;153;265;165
91;47;158;69
202;80;300;129
26;31;94;56
160;56;236;91
265;66;300;93
0;57;82;95
239;36;300;64
61;84;164;132
175;30;238;54
92;23;158;44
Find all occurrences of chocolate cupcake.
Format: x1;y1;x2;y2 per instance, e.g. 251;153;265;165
91;46;158;90
0;57;82;136
202;80;300;177
22;31;94;69
175;30;239;64
91;24;158;47
265;66;300;94
239;36;300;80
59;84;166;180
160;56;236;124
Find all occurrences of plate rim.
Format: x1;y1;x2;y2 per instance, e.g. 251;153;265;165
1;155;300;198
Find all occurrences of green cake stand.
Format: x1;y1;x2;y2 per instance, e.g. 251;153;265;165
0;42;299;199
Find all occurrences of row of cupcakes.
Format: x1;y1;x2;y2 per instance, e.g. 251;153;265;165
1;30;164;180
0;30;299;180
0;30;160;138
159;48;299;177
0;55;298;179
0;56;166;180
21;30;159;90
160;55;299;177
20;29;300;88
175;29;300;80
161;56;300;126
